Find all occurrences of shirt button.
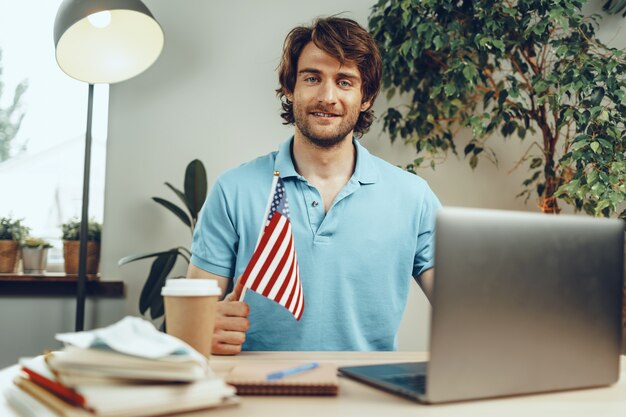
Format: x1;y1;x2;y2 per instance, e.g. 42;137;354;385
312;201;319;207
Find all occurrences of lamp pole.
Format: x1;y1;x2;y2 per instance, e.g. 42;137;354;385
54;0;164;332
76;83;94;332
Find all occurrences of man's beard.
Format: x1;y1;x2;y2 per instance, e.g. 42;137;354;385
293;102;360;149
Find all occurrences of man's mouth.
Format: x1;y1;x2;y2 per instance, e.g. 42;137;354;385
310;111;339;118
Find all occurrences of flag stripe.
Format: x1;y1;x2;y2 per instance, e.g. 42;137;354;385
262;237;293;297
292;269;303;317
294;273;304;320
293;270;303;315
267;239;294;300
251;218;289;292
281;263;298;308
286;274;300;312
249;216;287;288
239;214;282;289
275;253;296;303
255;220;290;294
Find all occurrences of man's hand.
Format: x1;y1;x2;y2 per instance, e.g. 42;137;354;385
212;278;250;355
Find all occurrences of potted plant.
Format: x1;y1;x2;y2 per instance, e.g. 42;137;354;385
0;216;29;273
369;0;626;325
61;218;102;275
21;237;52;274
119;159;207;324
369;0;626;217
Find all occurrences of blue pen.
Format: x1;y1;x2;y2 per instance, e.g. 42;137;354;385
266;362;319;381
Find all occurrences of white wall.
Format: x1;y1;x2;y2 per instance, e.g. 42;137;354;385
98;0;623;352
0;298;125;368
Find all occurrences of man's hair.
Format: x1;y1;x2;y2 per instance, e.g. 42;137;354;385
276;17;382;137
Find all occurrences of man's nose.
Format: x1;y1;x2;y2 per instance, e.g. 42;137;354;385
317;80;337;104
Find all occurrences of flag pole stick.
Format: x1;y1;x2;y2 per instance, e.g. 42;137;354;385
239;171;280;302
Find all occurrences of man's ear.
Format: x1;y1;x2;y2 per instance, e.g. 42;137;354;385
360;99;372;112
285;91;294;102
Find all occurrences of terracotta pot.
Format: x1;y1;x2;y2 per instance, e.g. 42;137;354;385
63;241;100;275
0;240;20;273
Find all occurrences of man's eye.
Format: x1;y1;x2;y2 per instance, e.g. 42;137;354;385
304;76;319;83
338;80;352;87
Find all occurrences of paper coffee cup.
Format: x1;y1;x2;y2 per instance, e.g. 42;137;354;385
161;279;221;358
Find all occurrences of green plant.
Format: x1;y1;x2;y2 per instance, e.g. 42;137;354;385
0;217;29;241
119;159;208;321
0;48;28;162
603;0;626;17
22;237;52;249
61;218;102;242
369;0;626;217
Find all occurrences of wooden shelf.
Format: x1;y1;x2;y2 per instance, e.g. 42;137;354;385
0;273;124;297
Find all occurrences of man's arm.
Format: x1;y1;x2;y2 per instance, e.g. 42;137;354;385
186;264;249;355
187;264;230;299
415;268;434;304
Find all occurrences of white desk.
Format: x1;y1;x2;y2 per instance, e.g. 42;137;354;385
2;352;625;417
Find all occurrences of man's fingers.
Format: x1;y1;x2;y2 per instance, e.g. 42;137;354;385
215;316;249;332
214;329;246;345
218;300;249;317
212;342;242;356
230;278;245;301
211;279;248;356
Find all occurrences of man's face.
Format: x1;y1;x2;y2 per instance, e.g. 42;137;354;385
289;42;371;148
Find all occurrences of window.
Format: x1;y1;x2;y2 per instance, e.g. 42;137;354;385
0;1;108;270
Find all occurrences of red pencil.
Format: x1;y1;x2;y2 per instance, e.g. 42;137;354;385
20;366;86;407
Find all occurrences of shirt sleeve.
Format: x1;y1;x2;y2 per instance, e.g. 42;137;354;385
412;184;441;277
190;179;238;278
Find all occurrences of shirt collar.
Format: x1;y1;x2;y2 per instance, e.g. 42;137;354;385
352;139;379;185
274;137;300;179
274;136;379;184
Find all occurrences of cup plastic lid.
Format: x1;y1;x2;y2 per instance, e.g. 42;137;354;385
161;278;222;297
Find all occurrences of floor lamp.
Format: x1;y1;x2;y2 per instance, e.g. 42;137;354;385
53;0;164;331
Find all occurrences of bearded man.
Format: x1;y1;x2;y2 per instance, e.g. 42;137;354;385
188;17;440;354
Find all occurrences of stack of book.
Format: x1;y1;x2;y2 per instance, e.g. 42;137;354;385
3;318;237;417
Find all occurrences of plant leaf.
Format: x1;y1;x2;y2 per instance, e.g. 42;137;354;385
139;251;178;316
150;290;165;319
177;246;192;257
153;197;191;228
164;182;188;211
184;160;208;222
469;154;478;169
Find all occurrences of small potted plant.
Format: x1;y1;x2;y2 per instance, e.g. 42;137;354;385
0;216;29;273
61;218;102;275
21;237;53;274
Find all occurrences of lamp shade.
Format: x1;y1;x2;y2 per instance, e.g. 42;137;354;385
54;0;164;84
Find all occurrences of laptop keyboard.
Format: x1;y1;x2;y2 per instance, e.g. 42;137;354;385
382;374;427;394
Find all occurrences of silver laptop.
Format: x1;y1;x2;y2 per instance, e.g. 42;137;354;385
339;207;624;403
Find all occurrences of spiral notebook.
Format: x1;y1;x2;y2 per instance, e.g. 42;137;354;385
225;362;339;396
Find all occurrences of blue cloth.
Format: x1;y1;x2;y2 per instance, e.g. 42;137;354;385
191;138;441;351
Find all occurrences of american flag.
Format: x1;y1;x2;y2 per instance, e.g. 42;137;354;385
238;172;304;320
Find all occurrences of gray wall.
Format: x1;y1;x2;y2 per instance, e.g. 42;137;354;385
2;0;624;367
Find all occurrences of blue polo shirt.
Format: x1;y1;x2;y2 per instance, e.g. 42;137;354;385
191;137;440;351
